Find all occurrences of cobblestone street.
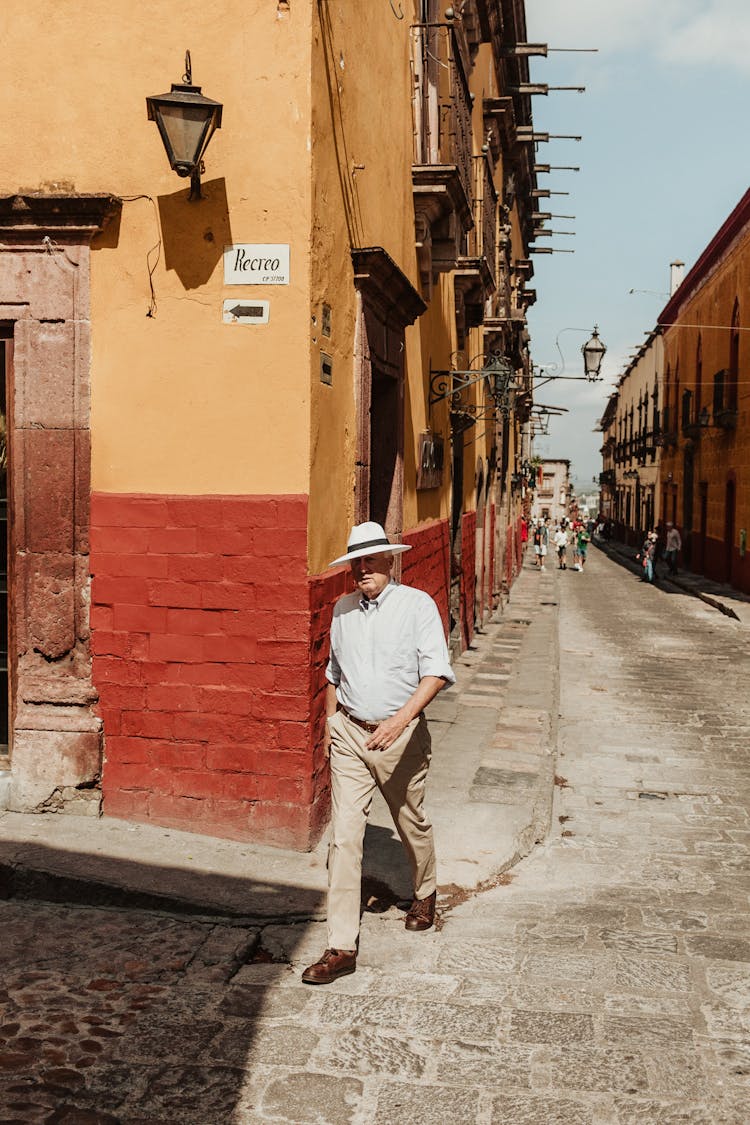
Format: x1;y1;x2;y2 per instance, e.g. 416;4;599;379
2;546;750;1123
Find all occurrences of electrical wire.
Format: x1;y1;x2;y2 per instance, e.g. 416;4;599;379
120;194;161;317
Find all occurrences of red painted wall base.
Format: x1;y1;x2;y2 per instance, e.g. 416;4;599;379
91;493;332;850
91;502;465;849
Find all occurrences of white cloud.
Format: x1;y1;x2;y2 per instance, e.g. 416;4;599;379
526;0;750;73
662;3;750;71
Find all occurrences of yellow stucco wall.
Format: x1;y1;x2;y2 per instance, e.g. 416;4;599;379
1;2;313;496
307;0;452;572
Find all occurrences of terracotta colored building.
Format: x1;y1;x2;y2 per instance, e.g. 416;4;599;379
659;189;750;590
0;0;539;846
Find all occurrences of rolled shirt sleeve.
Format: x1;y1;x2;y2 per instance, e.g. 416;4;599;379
414;592;456;685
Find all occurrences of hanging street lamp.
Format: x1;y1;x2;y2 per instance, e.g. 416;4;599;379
581;325;607;381
146;51;223;201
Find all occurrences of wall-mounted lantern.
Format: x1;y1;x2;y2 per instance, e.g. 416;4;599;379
146;51;223;200
581;326;607;381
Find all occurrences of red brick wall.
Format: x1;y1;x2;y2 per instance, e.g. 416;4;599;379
488;503;496;612
90;493;330;850
460;511;477;648
401;518;451;633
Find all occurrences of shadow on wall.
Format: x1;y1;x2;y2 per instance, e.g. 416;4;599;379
158;176;232;289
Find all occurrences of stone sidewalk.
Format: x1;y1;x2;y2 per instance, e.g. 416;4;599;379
0;557;558;924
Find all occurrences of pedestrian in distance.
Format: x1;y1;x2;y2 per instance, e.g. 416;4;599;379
665;522;682;576
576;524;591;570
302;522;455;986
532;521;549;569
570;522;581;570
636;531;657;583
553;524;568;569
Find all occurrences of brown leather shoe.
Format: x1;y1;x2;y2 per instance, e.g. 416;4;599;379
301;948;356;985
404;890;436;931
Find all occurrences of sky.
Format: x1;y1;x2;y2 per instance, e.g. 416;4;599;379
523;0;750;490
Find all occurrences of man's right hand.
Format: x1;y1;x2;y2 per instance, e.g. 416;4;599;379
323;720;333;759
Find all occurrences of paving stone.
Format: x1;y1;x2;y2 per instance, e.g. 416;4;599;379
210;1023;319;1067
599;930;679;955
684;934;750;962
373;1081;480;1124
519;952;614;983
613;956;693;993
601;994;692;1017
704;964;750;1007
596;1014;694;1046
260;1071;363;1124
710;1039;750;1085
530;1045;649;1094
508;1010;595;1045
135;1065;249;1124
639;907;708;932
219;983;313;1020
699;1003;749;1039
642;1050;712;1098
313;1025;431;1078
489;1093;595;1124
436;942;516;976
612;1098;715;1124
318;994;502;1042
435;1040;533;1086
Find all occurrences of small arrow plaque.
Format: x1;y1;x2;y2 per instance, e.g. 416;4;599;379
222;299;270;325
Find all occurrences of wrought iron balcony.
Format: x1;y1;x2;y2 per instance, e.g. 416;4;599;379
411;24;474;290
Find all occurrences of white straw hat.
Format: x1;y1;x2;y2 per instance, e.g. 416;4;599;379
328;522;412;568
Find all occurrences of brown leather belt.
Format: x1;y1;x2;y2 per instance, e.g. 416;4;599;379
339;707;383;734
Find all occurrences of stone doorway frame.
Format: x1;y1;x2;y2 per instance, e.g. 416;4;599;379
0;193;120;813
351;247;425;546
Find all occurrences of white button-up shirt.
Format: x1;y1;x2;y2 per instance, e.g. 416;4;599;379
326;581;455;721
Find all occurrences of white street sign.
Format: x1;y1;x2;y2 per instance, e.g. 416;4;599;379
222;299;270;325
223;244;290;285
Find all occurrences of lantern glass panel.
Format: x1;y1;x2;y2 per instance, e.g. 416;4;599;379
158;104;214;172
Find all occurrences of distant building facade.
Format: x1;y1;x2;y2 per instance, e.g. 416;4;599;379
531;459;570;524
609;330;663;545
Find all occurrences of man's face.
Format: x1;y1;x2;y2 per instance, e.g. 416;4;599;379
350;552;393;600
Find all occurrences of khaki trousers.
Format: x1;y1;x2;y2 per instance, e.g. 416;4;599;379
326;709;436;951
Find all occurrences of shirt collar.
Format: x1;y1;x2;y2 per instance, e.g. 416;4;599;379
359;578;397;611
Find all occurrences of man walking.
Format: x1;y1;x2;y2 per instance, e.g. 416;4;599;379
302;522;455;985
665;522;682;576
553;523;568;569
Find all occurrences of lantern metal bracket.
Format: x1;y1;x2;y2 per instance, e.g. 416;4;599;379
429;351;518;416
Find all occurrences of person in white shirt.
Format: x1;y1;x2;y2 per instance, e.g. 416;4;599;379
302;522;455;985
553;525;568;569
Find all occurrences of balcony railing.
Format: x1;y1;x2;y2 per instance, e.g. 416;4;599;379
468;156;497;288
411;25;473;208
